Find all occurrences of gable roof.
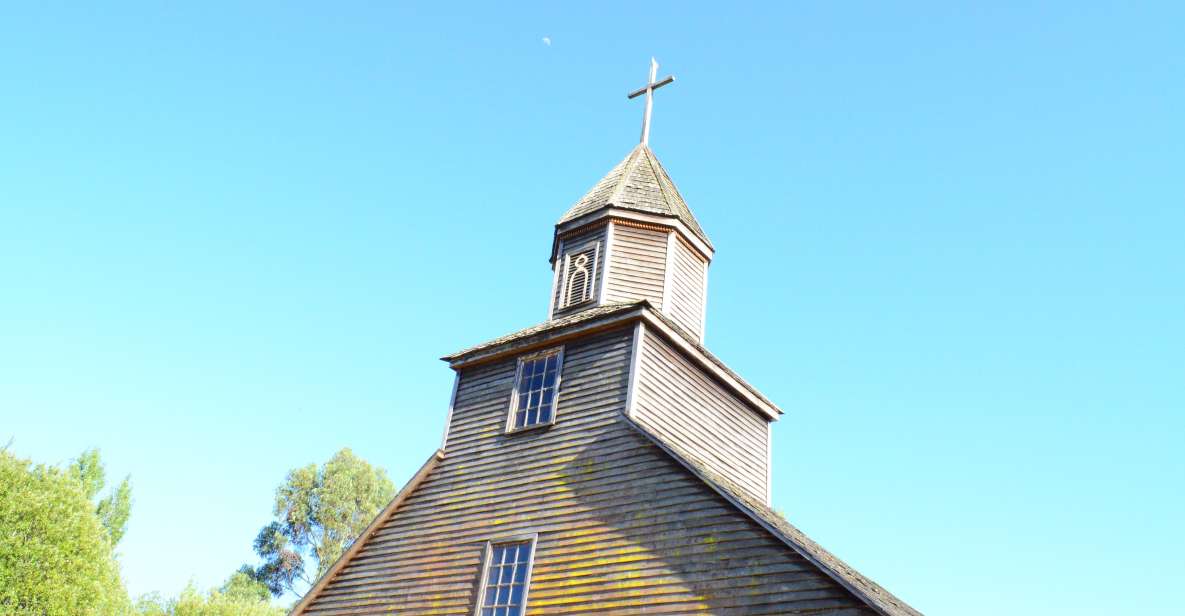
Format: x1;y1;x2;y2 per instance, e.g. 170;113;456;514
559;144;712;248
624;416;923;616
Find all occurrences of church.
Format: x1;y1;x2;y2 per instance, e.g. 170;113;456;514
292;61;921;616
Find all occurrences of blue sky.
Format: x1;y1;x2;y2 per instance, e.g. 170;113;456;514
2;2;1183;613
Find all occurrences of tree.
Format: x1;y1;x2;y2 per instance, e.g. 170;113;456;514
135;569;284;616
70;448;133;545
248;448;395;597
0;448;131;614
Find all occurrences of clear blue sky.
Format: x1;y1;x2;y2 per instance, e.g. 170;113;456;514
2;2;1183;614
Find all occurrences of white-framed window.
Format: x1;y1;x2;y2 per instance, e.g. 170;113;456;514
507;347;563;432
559;243;599;309
474;535;538;616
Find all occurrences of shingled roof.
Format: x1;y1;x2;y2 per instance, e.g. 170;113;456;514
559;144;712;247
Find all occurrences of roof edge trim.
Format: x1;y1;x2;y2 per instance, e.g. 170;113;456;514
290;449;445;616
553;207;714;262
624;417;922;616
442;302;780;420
638;312;781;419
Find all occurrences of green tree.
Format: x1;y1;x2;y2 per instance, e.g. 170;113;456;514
70;448;133;545
0;448;131;614
248;448;395;597
135;570;284;616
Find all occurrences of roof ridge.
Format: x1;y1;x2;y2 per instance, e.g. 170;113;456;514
638;145;674;217
606;144;644;208
644;147;708;243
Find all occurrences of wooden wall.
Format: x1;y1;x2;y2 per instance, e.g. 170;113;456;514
604;223;668;307
300;327;873;615
632;327;771;505
667;237;707;340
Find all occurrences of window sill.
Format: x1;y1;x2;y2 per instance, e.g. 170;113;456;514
505;421;555;436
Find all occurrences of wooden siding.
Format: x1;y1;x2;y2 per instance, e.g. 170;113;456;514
604;225;668;306
632;328;771;505
552;225;608;319
667;237;707;340
301;327;874;616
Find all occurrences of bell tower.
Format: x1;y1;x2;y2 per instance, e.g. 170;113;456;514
547;60;714;342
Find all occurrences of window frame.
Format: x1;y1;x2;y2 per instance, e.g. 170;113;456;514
505;347;564;434
472;533;539;616
558;242;600;310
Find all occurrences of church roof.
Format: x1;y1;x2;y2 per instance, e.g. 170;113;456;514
626;417;924;616
559;144;712;247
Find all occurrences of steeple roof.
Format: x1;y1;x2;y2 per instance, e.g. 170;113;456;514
559;144;712;248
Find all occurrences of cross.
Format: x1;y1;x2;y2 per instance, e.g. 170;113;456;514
627;58;675;146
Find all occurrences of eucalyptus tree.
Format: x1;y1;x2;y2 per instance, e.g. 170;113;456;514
247;448;395;597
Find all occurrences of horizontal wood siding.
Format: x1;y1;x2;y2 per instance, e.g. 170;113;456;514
667;238;706;340
605;225;668;306
633;330;771;505
553;225;607;319
301;327;872;616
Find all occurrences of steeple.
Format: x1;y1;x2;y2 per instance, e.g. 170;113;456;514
548;144;714;342
546;59;714;340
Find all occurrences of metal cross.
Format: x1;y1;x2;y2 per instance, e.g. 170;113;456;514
627;58;675;146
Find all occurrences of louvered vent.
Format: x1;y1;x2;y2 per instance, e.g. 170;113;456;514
561;244;599;309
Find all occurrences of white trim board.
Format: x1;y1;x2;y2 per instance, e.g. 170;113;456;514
623;321;645;419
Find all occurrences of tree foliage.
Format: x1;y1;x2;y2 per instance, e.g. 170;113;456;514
0;448;131;614
135;569;284;616
249;448;395;596
71;448;133;545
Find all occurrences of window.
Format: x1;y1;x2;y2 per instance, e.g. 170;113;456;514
475;538;536;616
560;244;599;308
508;348;562;431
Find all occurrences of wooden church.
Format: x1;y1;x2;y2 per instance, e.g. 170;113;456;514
293;62;921;616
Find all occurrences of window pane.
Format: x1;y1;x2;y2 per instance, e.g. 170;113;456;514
480;541;533;613
510;353;562;429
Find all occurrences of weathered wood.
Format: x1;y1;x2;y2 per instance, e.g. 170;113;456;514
631;324;771;504
292;449;444;616
604;224;668;306
668;234;708;340
298;328;877;616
